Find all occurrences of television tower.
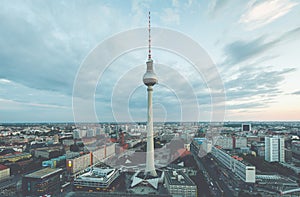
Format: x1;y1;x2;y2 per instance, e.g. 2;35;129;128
143;11;158;177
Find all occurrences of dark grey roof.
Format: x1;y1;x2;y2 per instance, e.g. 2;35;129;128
164;170;195;186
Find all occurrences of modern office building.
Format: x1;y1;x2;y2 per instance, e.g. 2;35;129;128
67;152;91;174
285;148;293;163
265;136;285;162
34;147;63;159
211;146;256;183
92;147;105;164
66;144;116;174
164;170;197;197
291;141;300;159
234;157;256;183
215;136;233;149
86;129;95;138
73;129;82;139
247;136;263;144
233;136;247;148
190;138;212;157
215;136;247;150
252;142;265;157
0;164;10;181
242;123;251;132
22;168;64;196
73;167;120;191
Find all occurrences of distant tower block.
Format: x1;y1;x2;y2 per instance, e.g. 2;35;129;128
242;123;251;132
143;11;158;177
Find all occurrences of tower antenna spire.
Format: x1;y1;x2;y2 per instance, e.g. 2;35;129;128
148;11;151;60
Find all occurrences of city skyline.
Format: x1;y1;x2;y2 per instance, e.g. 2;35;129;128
0;0;300;122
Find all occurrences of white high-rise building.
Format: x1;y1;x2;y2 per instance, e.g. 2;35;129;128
265;136;285;162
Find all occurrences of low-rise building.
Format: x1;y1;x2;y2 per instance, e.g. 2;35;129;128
164;170;197;197
291;141;300;159
159;132;175;142
0;164;10;181
73;167;120;191
34;147;63;159
0;152;32;163
246;136;263;144
252;142;265;157
215;136;233;149
214;136;247;150
233;137;247;148
285;148;293;163
22;168;64;196
190;138;212;157
62;139;74;146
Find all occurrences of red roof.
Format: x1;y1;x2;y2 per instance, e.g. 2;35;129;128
0;164;8;170
177;148;190;157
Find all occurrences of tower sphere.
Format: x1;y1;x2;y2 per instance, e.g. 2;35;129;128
143;59;158;86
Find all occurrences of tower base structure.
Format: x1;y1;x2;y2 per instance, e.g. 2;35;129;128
131;169;164;189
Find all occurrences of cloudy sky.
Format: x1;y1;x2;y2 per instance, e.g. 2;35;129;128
0;0;300;122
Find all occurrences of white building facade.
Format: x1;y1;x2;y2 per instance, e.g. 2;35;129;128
265;136;285;162
211;146;256;183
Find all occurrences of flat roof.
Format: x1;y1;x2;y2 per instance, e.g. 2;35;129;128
65;191;172;197
165;170;195;186
77;168;116;180
24;167;63;179
214;146;254;167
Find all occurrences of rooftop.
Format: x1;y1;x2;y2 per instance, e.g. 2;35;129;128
131;170;164;189
77;167;116;180
65;191;171;197
0;164;8;170
164;170;195;186
24;167;63;179
214;146;254;167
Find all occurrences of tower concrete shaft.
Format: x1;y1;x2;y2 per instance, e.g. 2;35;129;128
145;86;157;176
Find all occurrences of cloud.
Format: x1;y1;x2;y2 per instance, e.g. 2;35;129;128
223;26;300;64
292;90;300;95
224;66;296;110
0;79;71;110
224;36;277;64
226;102;268;110
280;26;300;40
0;79;11;84
0;98;72;122
130;0;151;27
160;8;180;25
172;0;180;8
209;0;230;13
0;1;121;96
0;98;68;110
240;0;298;30
94;59;205;122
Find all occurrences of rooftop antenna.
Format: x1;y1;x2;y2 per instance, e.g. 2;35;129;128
148;11;151;60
